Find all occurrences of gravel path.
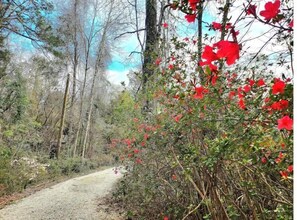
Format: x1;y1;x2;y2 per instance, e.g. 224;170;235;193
0;167;123;220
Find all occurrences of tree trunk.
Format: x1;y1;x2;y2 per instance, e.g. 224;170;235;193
142;0;158;87
56;73;70;159
81;1;113;158
71;0;79;106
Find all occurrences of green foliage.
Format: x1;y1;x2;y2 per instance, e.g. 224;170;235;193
109;91;137;124
0;70;28;123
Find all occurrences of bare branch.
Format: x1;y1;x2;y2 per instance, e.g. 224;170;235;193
114;28;146;40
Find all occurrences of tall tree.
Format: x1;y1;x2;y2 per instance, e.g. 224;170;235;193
81;0;114;158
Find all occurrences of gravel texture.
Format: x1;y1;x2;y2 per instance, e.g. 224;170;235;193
0;167;123;220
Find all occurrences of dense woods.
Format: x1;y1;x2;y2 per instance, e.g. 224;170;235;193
0;0;294;219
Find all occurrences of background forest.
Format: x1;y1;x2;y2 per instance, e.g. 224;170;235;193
0;0;294;219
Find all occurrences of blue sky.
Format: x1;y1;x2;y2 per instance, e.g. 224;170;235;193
106;10;215;85
8;3;216;85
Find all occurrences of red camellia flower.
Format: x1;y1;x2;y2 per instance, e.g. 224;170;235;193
261;157;267;164
280;170;288;179
134;149;140;154
237;87;244;98
228;91;236;100
199;45;218;71
212;22;232;31
136;158;142;164
243;85;251;93
144;133;149;140
185;14;196;23
212;22;222;30
249;79;255;87
164;217;169;220
272;79;286;94
246;4;257;16
189;0;200;10
214;40;240;65
287;165;293;173
257;78;265;87
193;86;208;99
174;114;183;123
238;99;246;110
271;100;289;110
124;139;132;146
201;45;218;62
168;64;174;70
277;115;293;130
259;0;281;21
155;57;162;65
163;23;168;28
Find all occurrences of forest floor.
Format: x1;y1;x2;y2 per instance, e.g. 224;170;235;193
0;167;124;220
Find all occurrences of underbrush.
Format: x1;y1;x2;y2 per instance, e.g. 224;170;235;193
0;146;116;197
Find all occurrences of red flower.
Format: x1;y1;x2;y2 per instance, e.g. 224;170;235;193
144;133;149;140
174;114;183;122
272;79;286;94
277;115;293;130
228;91;236;100
212;22;222;30
259;0;280;21
280;170;288;179
193;86;208;99
237;87;244;98
246;4;257;16
238;99;246;110
212;22;232;31
261;157;267;164
185;14;196;23
133;118;139;123
164;217;169;220
257;79;265;87
172;174;177;180
189;0;199;10
287;165;293;173
163;23;168;28
214;40;240;65
200;45;218;70
210;74;218;86
249;79;255;87
134;149;140;154
243;85;251;93
135;158;142;164
124;139;132;146
155;57;162;65
271;100;289;110
168;64;174;70
275;157;281;164
225;23;232;29
201;45;218;62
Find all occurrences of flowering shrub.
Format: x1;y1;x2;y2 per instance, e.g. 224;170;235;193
114;0;293;219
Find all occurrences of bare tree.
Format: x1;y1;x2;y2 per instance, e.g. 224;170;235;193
81;0;115;158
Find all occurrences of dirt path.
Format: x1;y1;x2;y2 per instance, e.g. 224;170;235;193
0;167;123;220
